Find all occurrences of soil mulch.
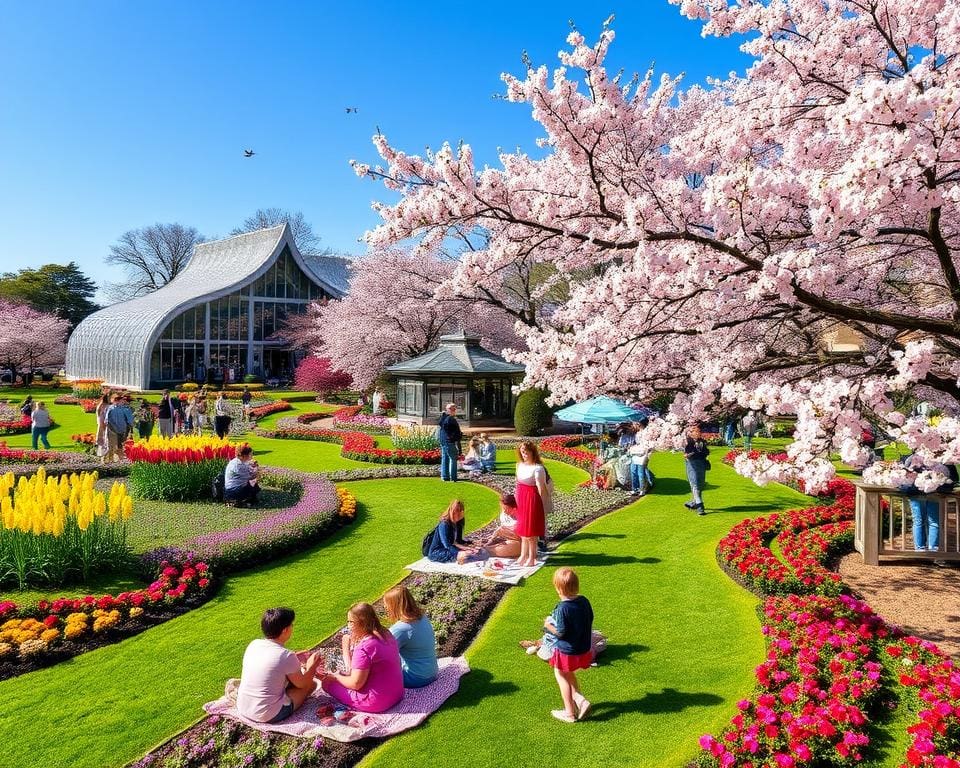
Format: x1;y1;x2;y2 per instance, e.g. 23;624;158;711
837;552;960;659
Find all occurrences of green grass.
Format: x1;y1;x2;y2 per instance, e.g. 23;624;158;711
362;453;810;768
0;478;500;768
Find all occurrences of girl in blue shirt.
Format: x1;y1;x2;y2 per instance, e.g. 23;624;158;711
385;586;439;688
545;567;593;723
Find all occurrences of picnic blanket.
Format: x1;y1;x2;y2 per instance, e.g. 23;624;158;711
405;553;549;585
203;656;469;742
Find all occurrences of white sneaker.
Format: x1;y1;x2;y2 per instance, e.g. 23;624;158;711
551;709;576;723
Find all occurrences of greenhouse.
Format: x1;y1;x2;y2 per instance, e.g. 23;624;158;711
65;224;348;389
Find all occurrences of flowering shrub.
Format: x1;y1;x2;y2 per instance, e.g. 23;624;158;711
246;400;292;420
126;435;239;502
179;473;341;572
71;379;104;399
71;433;96;449
0;469;132;588
0;554;212;671
699;594;885;768
539;435;599;472
886;636;960;767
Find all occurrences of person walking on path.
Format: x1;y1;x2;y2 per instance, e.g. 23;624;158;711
437;403;463;482
103;395;134;463
741;410;759;451
515;440;550;567
93;392;110;455
684;424;710;516
30;401;52;449
134;399;155;440
241;387;252;421
214;392;232;439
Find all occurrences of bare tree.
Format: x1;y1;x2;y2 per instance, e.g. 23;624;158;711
232;208;329;256
104;223;204;301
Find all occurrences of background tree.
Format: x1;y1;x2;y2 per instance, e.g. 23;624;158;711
104;223;204;301
293;356;353;400
355;5;960;490
0;300;70;381
0;262;98;327
302;250;521;390
232;208;328;256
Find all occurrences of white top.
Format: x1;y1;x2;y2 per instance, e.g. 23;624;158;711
215;398;229;416
236;638;301;722
516;462;546;487
499;511;517;530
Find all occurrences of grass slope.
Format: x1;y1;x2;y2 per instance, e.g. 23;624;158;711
362;453;810;768
0;479;499;767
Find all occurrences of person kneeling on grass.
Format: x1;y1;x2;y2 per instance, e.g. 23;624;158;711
384;586;439;688
237;607;322;724
425;500;484;564
224;444;260;506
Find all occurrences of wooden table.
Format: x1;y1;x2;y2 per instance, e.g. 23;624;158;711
853;481;960;565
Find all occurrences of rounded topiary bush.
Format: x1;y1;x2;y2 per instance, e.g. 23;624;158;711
514;388;552;436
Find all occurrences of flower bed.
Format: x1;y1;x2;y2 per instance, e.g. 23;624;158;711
0;416;31;436
539;435;598;472
331;405;392;434
126;435;239;502
0;468;132;588
336;486;357;521
390;423;439;450
152;472;343;574
80;399;98;413
53;395;80;405
247;400;292;420
254;421;441;465
0;554;212;679
699;594;885;768
71;379;104;399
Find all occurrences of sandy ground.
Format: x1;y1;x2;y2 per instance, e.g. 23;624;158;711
838;553;960;659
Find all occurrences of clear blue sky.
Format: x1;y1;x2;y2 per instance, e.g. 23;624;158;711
0;1;751;300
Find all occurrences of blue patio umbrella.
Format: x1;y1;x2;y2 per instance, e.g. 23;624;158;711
553;395;646;425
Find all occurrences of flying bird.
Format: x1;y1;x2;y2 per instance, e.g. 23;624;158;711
243;149;255;157
345;107;358;113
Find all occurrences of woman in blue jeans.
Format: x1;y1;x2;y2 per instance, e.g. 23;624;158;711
684;424;709;516
903;454;954;552
30;401;52;449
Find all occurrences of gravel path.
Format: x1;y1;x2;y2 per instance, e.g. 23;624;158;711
837;553;960;659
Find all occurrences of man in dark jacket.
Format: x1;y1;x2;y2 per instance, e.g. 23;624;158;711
437;403;463;482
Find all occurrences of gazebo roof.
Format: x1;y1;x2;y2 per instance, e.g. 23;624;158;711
386;332;525;376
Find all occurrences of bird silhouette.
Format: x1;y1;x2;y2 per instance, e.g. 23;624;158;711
345;107;358;113
243;149;255;157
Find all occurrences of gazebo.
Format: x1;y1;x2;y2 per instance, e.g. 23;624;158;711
386;332;525;426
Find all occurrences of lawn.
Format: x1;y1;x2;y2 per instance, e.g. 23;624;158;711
361;453;810;768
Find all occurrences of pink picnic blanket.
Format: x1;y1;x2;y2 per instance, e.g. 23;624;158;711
203;656;469;742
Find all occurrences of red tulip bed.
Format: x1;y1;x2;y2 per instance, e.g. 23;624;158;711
699;451;960;768
0;416;32;436
254;413;440;464
246;400;292;420
539;435;599;472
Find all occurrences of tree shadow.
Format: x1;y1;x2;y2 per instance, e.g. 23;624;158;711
438;668;520;710
710;503;790;513
587;687;725;721
570;532;627;541
547;552;660;567
644;478;690;497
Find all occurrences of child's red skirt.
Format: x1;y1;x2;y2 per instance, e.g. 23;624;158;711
550;649;593;672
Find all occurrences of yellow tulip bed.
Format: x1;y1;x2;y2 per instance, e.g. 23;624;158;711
0;468;132;589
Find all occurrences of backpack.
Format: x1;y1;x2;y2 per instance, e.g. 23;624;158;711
421;525;437;557
212;470;226;502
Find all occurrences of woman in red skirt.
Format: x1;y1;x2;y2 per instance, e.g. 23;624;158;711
515;440;549;567
544;567;594;722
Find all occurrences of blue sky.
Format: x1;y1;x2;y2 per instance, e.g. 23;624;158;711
0;1;751;300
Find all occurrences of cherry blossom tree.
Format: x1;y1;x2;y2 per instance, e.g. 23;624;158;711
0;300;70;381
352;3;960;490
298;250;522;390
293;356;352;400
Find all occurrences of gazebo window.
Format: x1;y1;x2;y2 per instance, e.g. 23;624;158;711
427;379;467;416
396;379;423;416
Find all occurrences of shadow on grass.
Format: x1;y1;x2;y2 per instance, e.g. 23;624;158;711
439;669;520;710
710;502;789;513
598;642;649;665
569;532;627;541
587;687;725;721
548;552;660;567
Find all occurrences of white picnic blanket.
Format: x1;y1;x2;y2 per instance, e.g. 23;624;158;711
405;554;549;584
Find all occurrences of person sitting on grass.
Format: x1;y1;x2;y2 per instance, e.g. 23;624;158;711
425;500;485;564
224;444;260;506
319;602;404;713
478;493;522;559
236;607;322;724
478;433;497;472
460;437;484;475
384;586;439;689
